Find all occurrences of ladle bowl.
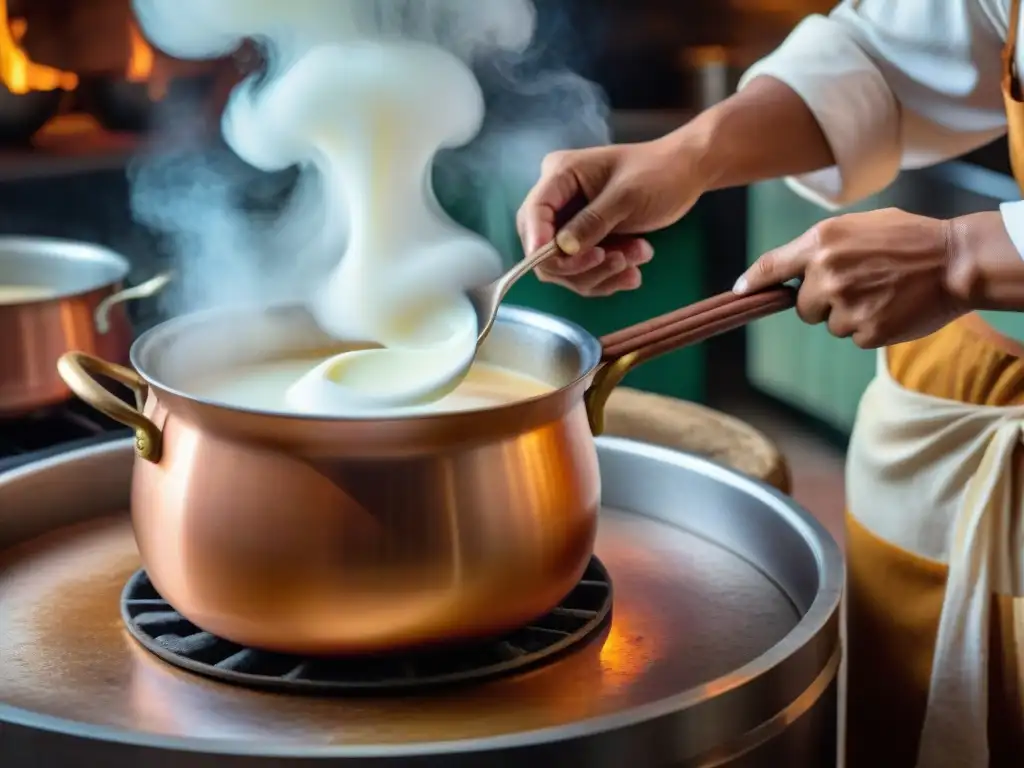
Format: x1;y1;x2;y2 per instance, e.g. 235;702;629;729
284;241;562;411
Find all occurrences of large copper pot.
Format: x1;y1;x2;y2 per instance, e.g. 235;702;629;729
55;294;792;656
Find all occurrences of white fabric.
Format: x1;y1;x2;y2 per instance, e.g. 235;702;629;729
846;350;1024;768
739;0;1024;254
1000;201;1024;259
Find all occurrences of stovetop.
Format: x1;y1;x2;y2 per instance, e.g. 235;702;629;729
0;399;130;475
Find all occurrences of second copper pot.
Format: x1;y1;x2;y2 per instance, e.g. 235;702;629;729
0;237;170;416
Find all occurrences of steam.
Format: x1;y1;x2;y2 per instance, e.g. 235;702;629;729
129;0;610;320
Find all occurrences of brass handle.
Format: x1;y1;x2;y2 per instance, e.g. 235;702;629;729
56;352;163;463
584;286;797;435
94;271;174;334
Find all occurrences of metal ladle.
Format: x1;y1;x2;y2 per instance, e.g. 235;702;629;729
283;240;566;413
468;239;562;348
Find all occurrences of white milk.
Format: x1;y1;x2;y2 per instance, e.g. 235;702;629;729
189;356;552;417
0;286;56;304
134;1;511;415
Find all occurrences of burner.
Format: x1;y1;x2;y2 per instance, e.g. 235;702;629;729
121;557;613;693
0;398;129;470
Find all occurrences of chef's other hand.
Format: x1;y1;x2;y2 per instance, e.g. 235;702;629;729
734;208;970;349
517;135;706;297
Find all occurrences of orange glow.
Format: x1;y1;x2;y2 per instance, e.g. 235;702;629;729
0;2;78;95
127;21;169;101
127;22;154;83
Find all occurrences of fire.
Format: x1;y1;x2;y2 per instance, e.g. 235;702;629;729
0;0;78;95
127;20;168;101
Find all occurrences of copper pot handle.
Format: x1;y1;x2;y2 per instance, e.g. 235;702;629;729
584;285;797;435
56;352;163;463
94;271;174;334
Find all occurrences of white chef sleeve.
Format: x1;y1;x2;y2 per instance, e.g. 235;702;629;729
740;0;1010;210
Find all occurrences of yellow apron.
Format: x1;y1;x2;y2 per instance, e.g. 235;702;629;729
843;5;1024;766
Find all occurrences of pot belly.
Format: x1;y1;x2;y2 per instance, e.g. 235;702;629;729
0;288;131;416
130;402;600;655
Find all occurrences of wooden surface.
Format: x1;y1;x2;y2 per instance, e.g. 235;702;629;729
603;387;791;493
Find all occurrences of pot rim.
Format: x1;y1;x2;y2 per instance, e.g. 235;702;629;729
128;302;604;424
0;236;130;304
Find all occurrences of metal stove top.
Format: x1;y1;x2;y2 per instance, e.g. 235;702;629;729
0;437;843;767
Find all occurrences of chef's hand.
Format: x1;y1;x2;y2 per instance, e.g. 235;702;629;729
517;134;707;297
734;208;973;348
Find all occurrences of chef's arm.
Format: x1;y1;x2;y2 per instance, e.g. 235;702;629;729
708;0;1008;210
684;76;837;190
709;0;1024;310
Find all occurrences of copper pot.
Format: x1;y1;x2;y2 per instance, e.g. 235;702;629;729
0;237;171;416
56;290;793;656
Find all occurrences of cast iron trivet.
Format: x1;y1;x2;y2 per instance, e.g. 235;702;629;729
121;557;612;693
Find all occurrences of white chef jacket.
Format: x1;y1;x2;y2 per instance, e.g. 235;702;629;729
744;8;1024;767
741;0;1024;339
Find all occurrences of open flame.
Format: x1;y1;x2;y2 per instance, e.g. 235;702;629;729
0;0;77;95
127;20;169;101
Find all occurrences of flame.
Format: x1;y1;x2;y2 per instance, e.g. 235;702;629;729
127;22;154;83
127;20;168;101
0;2;78;95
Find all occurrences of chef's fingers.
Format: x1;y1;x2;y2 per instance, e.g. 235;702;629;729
794;278;832;325
539;236;651;279
577;237;652;292
555;184;631;257
826;307;856;339
544;255;642;297
517;161;584;254
733;226;817;295
606;236;654;267
573;251;630;293
589;266;644;297
536;247;607;281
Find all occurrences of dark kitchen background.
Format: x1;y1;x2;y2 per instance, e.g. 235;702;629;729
0;0;1018;518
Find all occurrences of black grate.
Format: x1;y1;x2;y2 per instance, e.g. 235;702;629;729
122;558;613;694
0;399;129;472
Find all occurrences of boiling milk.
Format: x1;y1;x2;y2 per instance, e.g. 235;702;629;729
134;1;511;415
190;356;553;416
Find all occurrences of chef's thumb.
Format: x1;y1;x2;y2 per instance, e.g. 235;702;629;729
555;187;628;256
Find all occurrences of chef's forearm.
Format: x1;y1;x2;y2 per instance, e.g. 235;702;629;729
948;212;1024;312
678;76;836;192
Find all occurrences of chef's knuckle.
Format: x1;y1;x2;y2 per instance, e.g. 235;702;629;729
820;270;850;299
795;296;821;324
854;326;880;349
754;253;776;280
827;313;853;338
810;219;836;245
542;150;576;176
809;241;837;270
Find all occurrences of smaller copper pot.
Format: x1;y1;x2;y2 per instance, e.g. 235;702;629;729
0;237;171;416
57;290;793;656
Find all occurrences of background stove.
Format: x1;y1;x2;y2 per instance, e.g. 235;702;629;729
0;395;128;472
